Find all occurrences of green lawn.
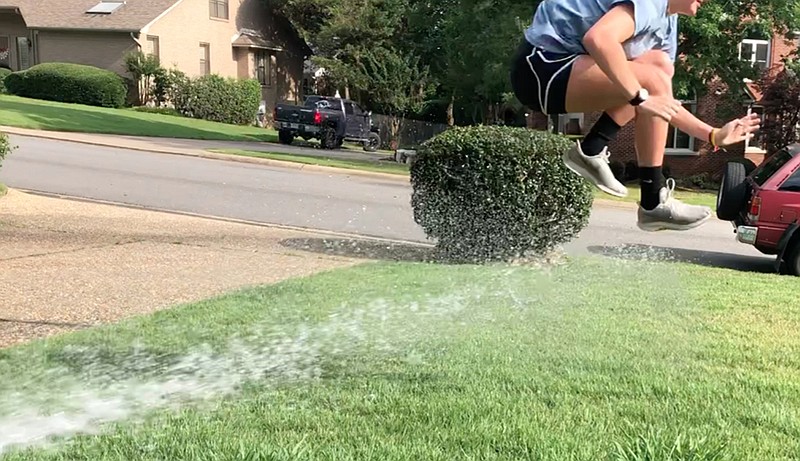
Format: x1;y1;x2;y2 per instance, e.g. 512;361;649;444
0;95;279;142
212;149;411;175
598;183;718;208
1;254;798;460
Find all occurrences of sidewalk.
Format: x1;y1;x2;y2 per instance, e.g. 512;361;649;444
0;188;372;349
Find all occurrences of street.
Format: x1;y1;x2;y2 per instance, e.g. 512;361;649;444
0;135;775;273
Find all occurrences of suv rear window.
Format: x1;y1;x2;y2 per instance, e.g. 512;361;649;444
779;165;800;192
752;149;794;186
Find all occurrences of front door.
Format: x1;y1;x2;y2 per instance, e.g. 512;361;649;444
344;101;364;139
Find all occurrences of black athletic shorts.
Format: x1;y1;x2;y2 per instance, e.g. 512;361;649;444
510;39;580;115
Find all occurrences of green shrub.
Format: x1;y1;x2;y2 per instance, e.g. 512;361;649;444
0;131;15;169
0;68;11;94
4;62;126;108
132;106;183;117
410;125;593;263
173;74;261;125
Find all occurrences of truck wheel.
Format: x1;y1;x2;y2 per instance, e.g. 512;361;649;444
364;132;381;152
320;128;337;149
787;242;800;276
716;161;748;221
278;130;294;145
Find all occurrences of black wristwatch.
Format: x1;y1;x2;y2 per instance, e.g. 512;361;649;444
629;88;649;106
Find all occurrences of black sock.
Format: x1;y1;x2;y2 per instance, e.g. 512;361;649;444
639;166;664;210
580;112;622;156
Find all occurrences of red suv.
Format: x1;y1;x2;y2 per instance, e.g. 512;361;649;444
716;145;800;275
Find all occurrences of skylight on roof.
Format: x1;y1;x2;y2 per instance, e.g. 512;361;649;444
86;1;125;14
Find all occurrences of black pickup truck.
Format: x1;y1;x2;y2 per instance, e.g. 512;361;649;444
273;96;382;151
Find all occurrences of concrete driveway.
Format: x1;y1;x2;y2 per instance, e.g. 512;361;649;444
0;189;370;349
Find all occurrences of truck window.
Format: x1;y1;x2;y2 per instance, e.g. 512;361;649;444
344;102;354;115
779;165;800;192
753;149;793;187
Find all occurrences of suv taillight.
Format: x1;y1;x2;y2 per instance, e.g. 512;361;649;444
748;196;762;221
314;110;322;125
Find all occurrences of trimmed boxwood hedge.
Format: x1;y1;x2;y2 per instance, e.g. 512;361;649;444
0;67;11;94
4;62;126;108
410;125;593;263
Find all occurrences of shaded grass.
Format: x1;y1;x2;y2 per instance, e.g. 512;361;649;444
0;95;279;142
213;149;411;175
1;255;799;460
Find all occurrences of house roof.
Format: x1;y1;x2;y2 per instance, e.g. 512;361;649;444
0;0;179;32
232;29;285;52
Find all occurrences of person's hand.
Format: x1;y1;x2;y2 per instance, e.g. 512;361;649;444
636;95;683;122
714;112;761;147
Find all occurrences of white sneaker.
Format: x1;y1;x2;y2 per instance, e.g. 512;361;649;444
637;179;712;231
562;142;628;197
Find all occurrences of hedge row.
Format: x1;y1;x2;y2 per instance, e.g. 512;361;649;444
3;61;261;126
4;62;127;108
0;67;11;94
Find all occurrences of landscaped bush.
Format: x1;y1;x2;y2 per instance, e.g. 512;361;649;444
0;131;15;170
410;125;593;263
0;67;11;94
172;74;261;125
4;62;126;108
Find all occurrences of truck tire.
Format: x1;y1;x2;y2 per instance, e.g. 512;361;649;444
787;242;800;276
278;130;294;145
364;132;381;152
320;127;337;149
716;161;748;221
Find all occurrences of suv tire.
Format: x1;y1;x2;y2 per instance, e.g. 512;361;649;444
787;241;800;276
716;161;749;221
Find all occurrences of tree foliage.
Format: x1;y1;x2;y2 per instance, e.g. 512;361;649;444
264;0;800;126
756;59;800;149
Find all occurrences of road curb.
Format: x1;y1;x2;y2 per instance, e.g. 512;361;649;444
10;187;435;248
1;126;412;184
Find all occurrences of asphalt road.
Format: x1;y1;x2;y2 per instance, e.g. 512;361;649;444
0;135;775;273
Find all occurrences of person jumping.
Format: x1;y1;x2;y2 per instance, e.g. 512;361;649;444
510;0;761;231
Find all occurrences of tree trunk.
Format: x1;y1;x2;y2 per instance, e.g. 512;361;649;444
446;92;455;127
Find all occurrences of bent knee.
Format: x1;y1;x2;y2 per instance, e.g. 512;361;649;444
639;64;673;96
636;50;675;78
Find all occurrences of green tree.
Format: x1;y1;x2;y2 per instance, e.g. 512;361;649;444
755;59;800;150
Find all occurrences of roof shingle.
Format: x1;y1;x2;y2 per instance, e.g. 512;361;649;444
0;0;179;32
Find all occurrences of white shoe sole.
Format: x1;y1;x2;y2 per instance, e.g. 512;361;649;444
636;213;712;232
562;151;628;198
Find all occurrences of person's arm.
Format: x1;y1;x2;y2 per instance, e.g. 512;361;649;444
581;3;643;101
670;106;715;144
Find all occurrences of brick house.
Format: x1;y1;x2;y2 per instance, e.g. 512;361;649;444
0;0;312;111
527;31;800;179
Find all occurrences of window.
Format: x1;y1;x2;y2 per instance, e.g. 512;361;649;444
666;96;697;152
146;35;159;60
86;1;124;14
745;104;766;152
209;0;228;19
739;39;770;71
753;148;793;186
199;43;210;75
255;50;270;86
779;165;800;192
16;37;30;70
556;113;583;135
0;36;10;69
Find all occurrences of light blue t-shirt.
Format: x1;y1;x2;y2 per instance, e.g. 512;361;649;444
524;0;678;62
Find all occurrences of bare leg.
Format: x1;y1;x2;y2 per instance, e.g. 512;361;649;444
561;51;712;231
